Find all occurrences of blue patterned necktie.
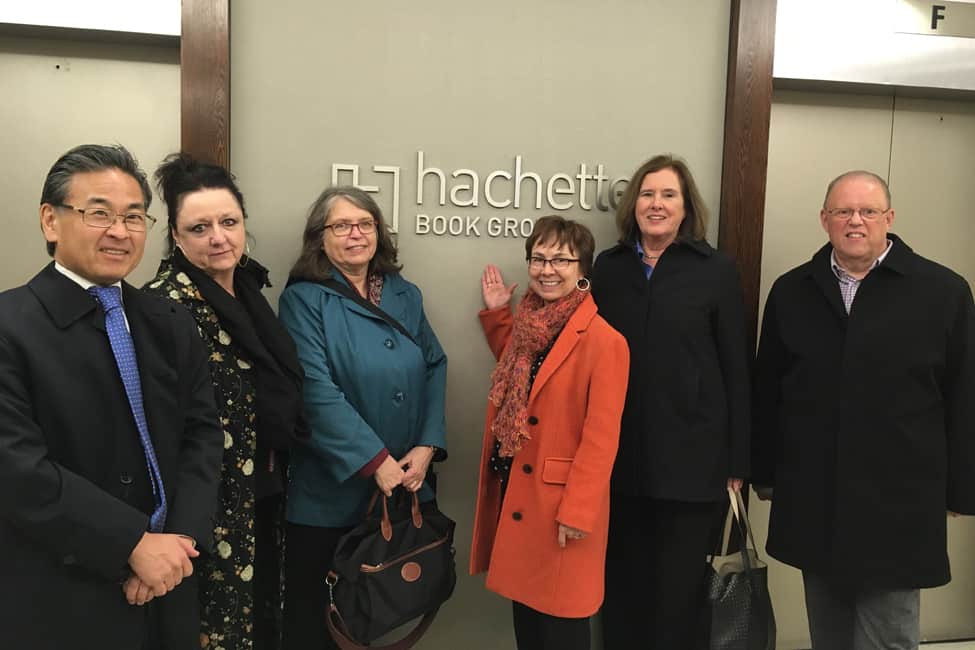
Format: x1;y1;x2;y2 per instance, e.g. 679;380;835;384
88;286;168;532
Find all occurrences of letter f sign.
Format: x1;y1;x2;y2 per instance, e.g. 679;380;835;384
931;5;946;30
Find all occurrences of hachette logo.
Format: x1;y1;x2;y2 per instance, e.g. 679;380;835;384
329;151;629;238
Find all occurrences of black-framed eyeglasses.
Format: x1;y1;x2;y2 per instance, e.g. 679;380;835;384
56;204;156;232
825;207;889;221
527;256;580;270
323;219;378;237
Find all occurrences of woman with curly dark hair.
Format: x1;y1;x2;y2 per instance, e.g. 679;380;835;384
144;153;306;650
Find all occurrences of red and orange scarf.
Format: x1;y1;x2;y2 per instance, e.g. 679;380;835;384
488;288;587;456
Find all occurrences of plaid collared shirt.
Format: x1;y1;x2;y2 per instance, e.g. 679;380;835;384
830;240;893;314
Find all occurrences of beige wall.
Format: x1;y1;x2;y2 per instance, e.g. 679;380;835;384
5;19;975;650
0;35;179;290
231;1;730;647
759;88;975;648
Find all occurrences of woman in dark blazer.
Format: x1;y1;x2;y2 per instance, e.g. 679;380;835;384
590;154;751;649
144;154;306;650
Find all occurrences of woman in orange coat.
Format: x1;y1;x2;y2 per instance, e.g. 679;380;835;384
470;216;629;650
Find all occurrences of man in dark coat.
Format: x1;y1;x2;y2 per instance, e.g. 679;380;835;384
753;170;975;649
0;144;224;649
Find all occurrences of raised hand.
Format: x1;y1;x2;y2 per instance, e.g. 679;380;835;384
481;264;518;310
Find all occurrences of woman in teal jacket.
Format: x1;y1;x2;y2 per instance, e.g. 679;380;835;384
278;186;447;650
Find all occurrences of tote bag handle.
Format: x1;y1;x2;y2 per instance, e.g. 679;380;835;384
715;487;765;574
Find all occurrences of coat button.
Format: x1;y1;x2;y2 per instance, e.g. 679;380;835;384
512;511;523;521
527;416;538;425
384;339;395;349
119;473;133;485
522;464;533;474
393;391;405;403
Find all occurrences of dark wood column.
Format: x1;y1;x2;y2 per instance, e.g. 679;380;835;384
718;0;777;346
180;0;230;167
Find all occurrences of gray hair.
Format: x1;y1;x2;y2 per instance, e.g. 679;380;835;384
40;144;152;256
289;185;401;282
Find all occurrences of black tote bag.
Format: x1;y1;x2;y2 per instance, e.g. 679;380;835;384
326;488;456;650
706;488;776;650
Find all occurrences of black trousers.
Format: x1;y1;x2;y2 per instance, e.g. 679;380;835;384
602;497;723;650
141;572;199;650
512;601;590;650
282;522;352;650
254;494;285;650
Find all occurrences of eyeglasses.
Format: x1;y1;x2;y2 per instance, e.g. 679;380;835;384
826;207;889;221
527;256;580;270
57;204;156;232
323;220;377;237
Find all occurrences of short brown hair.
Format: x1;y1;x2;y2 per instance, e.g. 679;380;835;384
615;154;708;244
289;186;401;282
525;215;596;276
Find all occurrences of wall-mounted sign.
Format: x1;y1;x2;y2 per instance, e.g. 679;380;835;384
775;0;975;92
0;0;180;36
897;0;975;38
331;151;627;238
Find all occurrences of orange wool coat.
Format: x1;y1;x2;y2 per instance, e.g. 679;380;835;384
469;294;629;618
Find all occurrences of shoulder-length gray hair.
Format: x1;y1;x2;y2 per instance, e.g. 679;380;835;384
289;185;401;282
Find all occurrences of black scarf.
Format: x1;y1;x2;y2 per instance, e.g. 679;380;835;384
172;248;309;454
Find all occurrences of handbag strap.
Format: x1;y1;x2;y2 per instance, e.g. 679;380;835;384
718;498;735;556
718;487;770;579
717;488;747;556
727;487;762;560
364;489;425;542
326;599;439;650
320;278;418;346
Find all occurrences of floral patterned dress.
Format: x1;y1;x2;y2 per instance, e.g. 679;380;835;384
146;262;279;650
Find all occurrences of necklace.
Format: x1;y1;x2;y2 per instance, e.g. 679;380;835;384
641;237;670;263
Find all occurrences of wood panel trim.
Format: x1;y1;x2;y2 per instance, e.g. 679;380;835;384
718;0;777;347
180;0;230;167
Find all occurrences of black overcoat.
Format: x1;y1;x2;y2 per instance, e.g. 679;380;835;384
752;235;975;588
591;239;751;502
0;264;224;649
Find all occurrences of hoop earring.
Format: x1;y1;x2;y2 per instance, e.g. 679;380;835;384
576;277;591;292
238;241;252;268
